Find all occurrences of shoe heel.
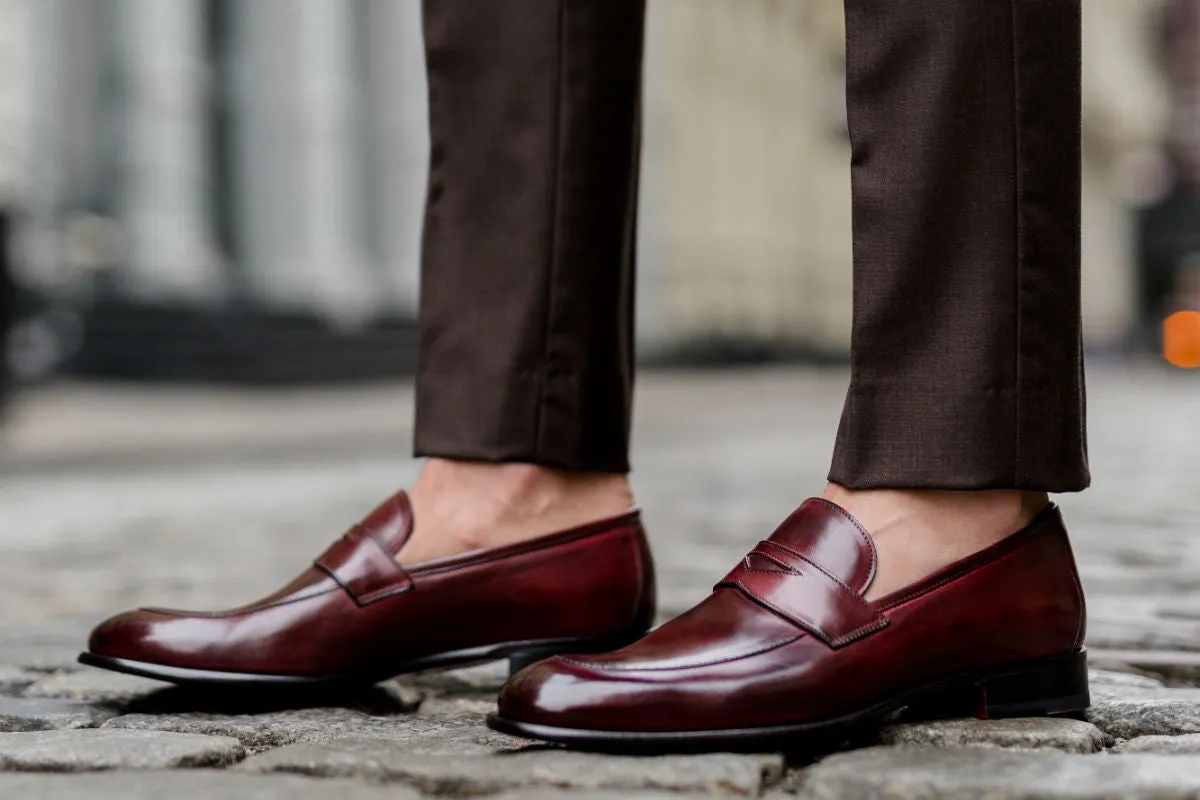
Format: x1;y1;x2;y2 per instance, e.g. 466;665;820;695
977;649;1090;719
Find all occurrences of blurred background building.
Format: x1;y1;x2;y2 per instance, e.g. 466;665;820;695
0;0;1188;390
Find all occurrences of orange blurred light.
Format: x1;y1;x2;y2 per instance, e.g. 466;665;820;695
1164;311;1200;368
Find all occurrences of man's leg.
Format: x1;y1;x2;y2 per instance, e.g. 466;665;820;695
405;0;646;562
827;0;1086;598
494;0;1089;747
81;1;656;685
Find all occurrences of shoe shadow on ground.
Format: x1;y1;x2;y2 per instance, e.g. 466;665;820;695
121;682;420;716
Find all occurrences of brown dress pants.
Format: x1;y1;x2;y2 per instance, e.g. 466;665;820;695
414;0;1089;493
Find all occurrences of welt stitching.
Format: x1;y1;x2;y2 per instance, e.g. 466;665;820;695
738;585;837;647
811;498;873;547
361;528;414;585
744;548;799;573
723;553;885;641
760;541;865;599
829;617;890;648
558;635;801;672
358;583;413;605
730;577;884;647
808;498;877;592
728;559;876;618
320;527;411;602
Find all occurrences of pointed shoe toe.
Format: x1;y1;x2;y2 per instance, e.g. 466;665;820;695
86;609;161;660
492;655;697;750
498;656;642;725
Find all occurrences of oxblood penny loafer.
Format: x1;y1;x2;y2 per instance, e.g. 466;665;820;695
490;498;1089;751
81;491;656;687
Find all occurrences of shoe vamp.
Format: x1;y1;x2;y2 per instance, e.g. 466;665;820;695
567;589;801;671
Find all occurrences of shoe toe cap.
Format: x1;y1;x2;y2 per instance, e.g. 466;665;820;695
86;608;194;663
88;610;150;655
498;657;664;731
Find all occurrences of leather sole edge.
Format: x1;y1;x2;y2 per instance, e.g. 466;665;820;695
487;649;1092;753
77;628;649;688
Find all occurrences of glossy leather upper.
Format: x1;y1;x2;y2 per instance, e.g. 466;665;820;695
88;492;656;678
498;498;1086;732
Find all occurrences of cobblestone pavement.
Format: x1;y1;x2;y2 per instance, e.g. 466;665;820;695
2;361;1200;798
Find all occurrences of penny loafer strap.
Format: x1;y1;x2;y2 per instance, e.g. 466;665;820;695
717;542;888;648
315;524;414;605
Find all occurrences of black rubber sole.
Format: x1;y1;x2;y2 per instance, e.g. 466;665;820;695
78;630;644;689
487;649;1091;753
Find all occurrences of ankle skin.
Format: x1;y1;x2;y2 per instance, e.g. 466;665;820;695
822;484;1050;600
400;459;634;563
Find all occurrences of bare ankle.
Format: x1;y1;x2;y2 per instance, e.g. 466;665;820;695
400;459;633;563
823;484;1046;531
413;459;631;514
822;484;1049;600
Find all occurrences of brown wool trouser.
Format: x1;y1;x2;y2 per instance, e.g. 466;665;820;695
414;0;1089;493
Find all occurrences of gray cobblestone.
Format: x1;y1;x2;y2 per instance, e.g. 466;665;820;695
1116;734;1200;754
22;669;164;706
400;661;509;696
0;667;37;694
1087;669;1166;689
487;793;707;800
104;706;514;755
4;366;1200;796
875;718;1110;753
1087;685;1200;738
1089;650;1200;687
0;624;92;672
0;729;244;771
0;772;421;799
1086;618;1200;653
0;697;115;732
1155;600;1200;621
240;739;785;796
794;746;1200;799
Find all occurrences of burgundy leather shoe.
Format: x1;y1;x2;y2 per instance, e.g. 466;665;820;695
490;498;1089;751
81;492;655;686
